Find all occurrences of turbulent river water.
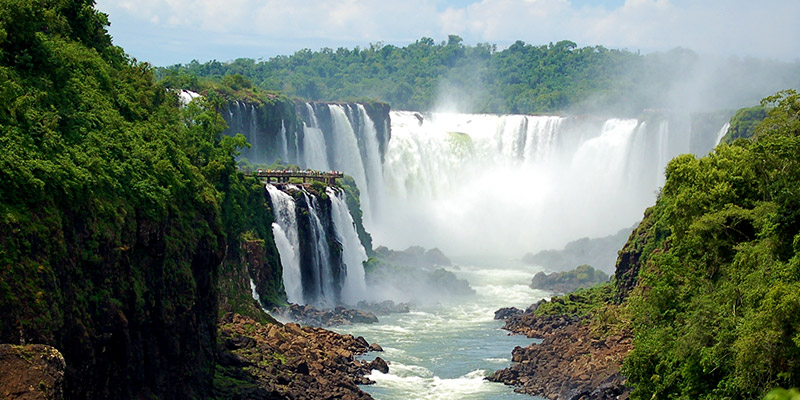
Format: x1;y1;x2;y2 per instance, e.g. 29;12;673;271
333;258;549;400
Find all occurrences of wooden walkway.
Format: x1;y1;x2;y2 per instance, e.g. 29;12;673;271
253;169;344;185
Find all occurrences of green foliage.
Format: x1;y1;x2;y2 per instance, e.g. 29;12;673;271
765;389;800;400
530;264;609;293
0;1;282;397
157;40;799;115
534;281;615;319
622;89;800;399
722;105;768;143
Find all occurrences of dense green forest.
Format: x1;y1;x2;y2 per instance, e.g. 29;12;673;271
0;0;283;397
613;89;800;398
158;36;800;115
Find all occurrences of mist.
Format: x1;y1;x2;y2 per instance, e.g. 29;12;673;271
359;48;798;260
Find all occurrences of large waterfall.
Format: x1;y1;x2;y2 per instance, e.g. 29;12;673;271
371;111;720;257
265;183;369;306
227;101;724;286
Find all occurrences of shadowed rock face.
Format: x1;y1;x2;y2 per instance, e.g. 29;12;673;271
214;313;386;400
491;309;632;400
0;344;65;400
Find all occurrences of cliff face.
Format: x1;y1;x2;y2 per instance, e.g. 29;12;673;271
1;167;226;400
222;96;301;165
0;2;250;398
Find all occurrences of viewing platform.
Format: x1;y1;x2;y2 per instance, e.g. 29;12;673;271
253;169;344;185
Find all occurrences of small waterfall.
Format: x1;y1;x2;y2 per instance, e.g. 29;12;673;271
328;105;372;225
356;104;385;222
302;104;331;171
715;122;731;145
278;120;289;162
300;189;338;305
303;125;331;171
250;278;263;306
327;187;368;304
250;104;259;159
265;184;303;304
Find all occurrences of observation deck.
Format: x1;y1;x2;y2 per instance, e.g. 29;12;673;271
253;169;344;185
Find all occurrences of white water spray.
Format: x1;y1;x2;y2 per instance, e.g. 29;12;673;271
327;187;368;304
265;184;303;304
374;111;706;257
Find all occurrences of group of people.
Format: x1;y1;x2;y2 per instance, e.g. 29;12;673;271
255;169;342;176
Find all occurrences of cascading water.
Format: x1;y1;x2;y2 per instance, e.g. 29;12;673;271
328;104;373;226
355;104;385;222
265;184;303;304
373;111;722;257
327;187;368;304
301;189;337;305
715;122;731;145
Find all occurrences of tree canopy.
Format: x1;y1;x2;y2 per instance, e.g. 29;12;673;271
622;89;800;399
158;38;800;115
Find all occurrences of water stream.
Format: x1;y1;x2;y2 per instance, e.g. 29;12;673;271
335;259;549;400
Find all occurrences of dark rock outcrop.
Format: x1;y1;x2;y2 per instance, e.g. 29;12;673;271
490;307;632;399
614;208;656;302
0;344;65;400
529;265;609;295
273;304;379;326
494;307;522;320
356;300;411;315
215;313;385;400
374;245;452;268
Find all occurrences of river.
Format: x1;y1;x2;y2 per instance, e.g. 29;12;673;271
334;258;549;400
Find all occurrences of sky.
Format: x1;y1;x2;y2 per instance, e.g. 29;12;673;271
94;0;800;67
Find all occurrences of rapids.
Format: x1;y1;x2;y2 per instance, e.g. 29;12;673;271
335;259;550;399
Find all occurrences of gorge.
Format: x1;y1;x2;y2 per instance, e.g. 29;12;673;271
5;3;799;398
219;97;730;399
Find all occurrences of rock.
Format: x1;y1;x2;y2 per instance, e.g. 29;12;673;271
494;307;522;320
356;300;412;315
368;357;389;374
274;303;379;327
368;343;383;352
215;314;375;400
0;344;65;400
489;308;632;399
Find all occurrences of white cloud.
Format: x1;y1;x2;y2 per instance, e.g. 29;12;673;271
95;0;800;65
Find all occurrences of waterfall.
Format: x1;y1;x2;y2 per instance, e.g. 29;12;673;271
327;187;368;304
301;104;331;171
267;183;359;306
278;120;289;162
375;111;716;257
250;104;259;159
328;104;373;226
301;189;337;305
356;104;385;222
715;122;731;145
265;184;303;304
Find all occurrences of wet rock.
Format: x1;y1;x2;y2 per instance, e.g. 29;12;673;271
368;343;383;352
356;300;412;315
368;357;389;374
273;303;379;326
0;344;65;400
215;313;380;399
488;306;632;399
494;307;522;320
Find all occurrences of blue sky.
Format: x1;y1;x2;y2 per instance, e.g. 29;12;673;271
94;0;800;66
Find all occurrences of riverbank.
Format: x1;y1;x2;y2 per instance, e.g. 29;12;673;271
490;303;632;399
